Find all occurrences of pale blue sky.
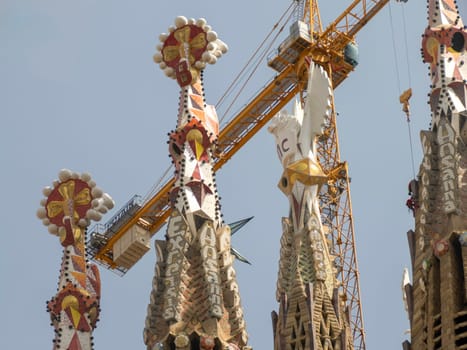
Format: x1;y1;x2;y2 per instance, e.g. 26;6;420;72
1;1;460;349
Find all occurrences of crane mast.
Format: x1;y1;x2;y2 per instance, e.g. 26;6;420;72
282;2;367;348
87;1;389;348
316;84;365;349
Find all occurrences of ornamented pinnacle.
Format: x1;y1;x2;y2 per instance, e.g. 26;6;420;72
37;169;114;350
153;16;228;87
144;17;248;350
422;0;467;139
402;3;467;349
269;63;348;350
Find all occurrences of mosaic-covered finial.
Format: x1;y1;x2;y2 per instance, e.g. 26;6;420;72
37;169;113;350
37;169;114;235
153;16;228;86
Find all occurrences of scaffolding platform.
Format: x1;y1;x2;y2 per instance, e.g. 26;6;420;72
268;21;312;73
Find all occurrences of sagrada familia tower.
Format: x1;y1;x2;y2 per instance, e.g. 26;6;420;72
269;63;351;350
403;0;467;349
143;17;248;350
37;170;114;350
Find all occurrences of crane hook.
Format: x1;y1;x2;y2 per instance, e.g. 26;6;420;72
399;88;412;121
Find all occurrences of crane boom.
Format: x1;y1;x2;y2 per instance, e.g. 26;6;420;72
90;0;389;275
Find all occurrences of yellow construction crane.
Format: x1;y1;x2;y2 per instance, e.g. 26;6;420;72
88;1;389;349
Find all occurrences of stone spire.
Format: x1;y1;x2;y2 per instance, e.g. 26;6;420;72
403;1;467;349
269;62;350;350
143;16;249;350
37;169;114;350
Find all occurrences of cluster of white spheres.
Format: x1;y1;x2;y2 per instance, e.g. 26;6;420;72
37;169;115;235
153;16;229;79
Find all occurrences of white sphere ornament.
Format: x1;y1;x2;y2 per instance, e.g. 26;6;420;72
43;186;53;196
58;169;72;182
159;33;168;42
86;209;101;221
102;193;115;209
207;31;218;42
174;16;188;28
37;207;47;219
195;61;206;69
91;187;103;198
202;51;211;62
208;55;217;64
80;172;92;182
165;67;174;77
196;18;207;27
48;224;58;235
220;41;228;53
207;42;216;51
153;53;163;63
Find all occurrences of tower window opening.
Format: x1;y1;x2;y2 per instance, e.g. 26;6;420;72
451;32;465;53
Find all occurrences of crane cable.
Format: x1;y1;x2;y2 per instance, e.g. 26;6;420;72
144;165;171;204
216;0;295;108
216;1;298;124
388;1;417;180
